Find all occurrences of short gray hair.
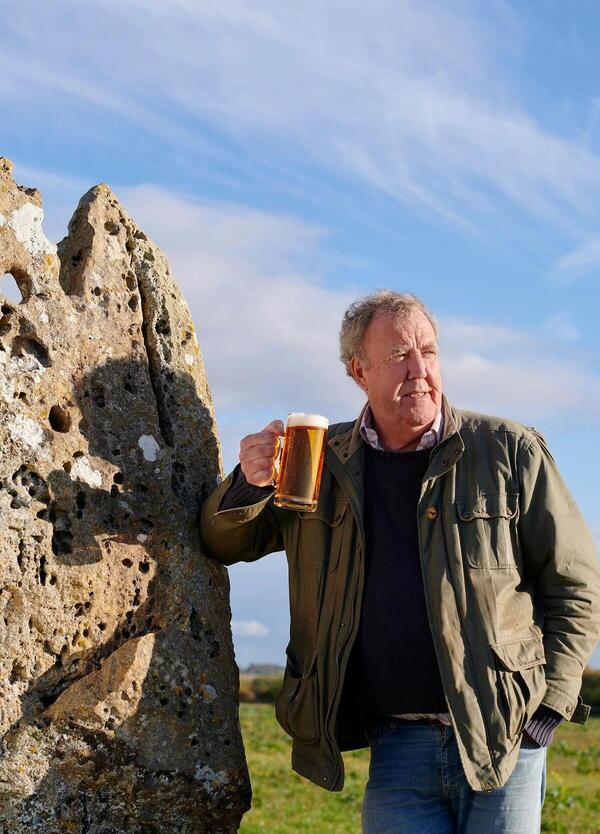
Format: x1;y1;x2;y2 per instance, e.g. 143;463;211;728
339;290;438;377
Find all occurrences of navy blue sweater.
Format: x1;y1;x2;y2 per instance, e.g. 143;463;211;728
356;444;447;717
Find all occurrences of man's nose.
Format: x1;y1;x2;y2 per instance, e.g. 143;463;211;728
407;350;427;378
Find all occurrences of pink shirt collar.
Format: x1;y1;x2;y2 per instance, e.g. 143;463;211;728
359;403;444;452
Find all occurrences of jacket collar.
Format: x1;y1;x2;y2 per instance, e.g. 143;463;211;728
328;394;464;475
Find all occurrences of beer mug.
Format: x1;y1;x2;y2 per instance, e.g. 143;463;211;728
273;413;329;512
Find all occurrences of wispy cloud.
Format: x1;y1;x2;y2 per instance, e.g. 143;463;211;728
553;233;600;279
231;620;270;637
542;312;580;342
118;186;600;432
17;169;600;459
5;1;600;249
118;184;363;424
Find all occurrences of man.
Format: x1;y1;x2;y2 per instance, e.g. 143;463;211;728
200;291;600;833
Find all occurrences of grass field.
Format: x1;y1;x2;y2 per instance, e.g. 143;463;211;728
238;704;600;834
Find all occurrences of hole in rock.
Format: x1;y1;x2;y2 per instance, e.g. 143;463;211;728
49;405;71;433
38;554;48;585
104;220;120;235
113;472;124;485
155;317;170;336
1;272;24;304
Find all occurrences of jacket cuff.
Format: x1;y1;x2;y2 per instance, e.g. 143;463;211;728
218;464;274;511
523;705;564;747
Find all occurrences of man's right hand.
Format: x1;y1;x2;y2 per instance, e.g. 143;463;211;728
239;420;285;487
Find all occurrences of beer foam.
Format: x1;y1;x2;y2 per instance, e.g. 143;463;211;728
287;412;329;429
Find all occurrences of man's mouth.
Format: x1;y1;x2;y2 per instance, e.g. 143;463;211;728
404;391;430;398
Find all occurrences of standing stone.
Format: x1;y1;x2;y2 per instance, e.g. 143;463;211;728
0;157;251;833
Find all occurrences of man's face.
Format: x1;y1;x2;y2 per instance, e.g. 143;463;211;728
351;309;443;432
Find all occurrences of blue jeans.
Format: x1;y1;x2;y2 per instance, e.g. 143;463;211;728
362;718;547;833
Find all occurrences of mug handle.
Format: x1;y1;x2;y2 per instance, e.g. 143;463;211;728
272;432;286;487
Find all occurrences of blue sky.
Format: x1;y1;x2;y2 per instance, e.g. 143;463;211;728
1;1;599;667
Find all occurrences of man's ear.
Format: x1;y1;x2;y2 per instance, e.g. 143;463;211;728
350;355;369;394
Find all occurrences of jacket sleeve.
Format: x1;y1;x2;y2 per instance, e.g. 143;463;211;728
518;430;600;721
218;465;275;510
200;465;284;567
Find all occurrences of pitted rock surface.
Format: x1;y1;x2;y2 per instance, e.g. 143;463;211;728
0;157;250;833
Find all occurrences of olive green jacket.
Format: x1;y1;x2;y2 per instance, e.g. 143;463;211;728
200;397;600;793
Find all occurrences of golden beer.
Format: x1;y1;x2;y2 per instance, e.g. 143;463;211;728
274;413;329;512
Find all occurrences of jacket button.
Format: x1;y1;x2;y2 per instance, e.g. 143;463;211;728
426;506;438;520
340;622;346;628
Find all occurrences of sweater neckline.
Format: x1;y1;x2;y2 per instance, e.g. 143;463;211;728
364;443;432;462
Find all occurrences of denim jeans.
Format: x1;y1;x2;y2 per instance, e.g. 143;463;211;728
361;718;547;833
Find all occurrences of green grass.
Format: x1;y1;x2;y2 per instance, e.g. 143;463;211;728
238;705;600;834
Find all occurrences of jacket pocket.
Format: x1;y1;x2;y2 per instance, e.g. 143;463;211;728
275;643;320;744
297;500;350;573
490;634;546;739
456;492;519;569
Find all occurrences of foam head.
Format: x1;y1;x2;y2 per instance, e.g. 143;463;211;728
286;412;329;429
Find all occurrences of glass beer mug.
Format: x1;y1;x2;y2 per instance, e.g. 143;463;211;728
273;413;329;512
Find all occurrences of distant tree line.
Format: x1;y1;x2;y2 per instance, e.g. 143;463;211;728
239;667;600;713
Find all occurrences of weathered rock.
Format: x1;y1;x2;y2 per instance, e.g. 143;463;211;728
0;157;251;833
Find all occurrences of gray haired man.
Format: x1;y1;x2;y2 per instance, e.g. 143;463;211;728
201;291;600;833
